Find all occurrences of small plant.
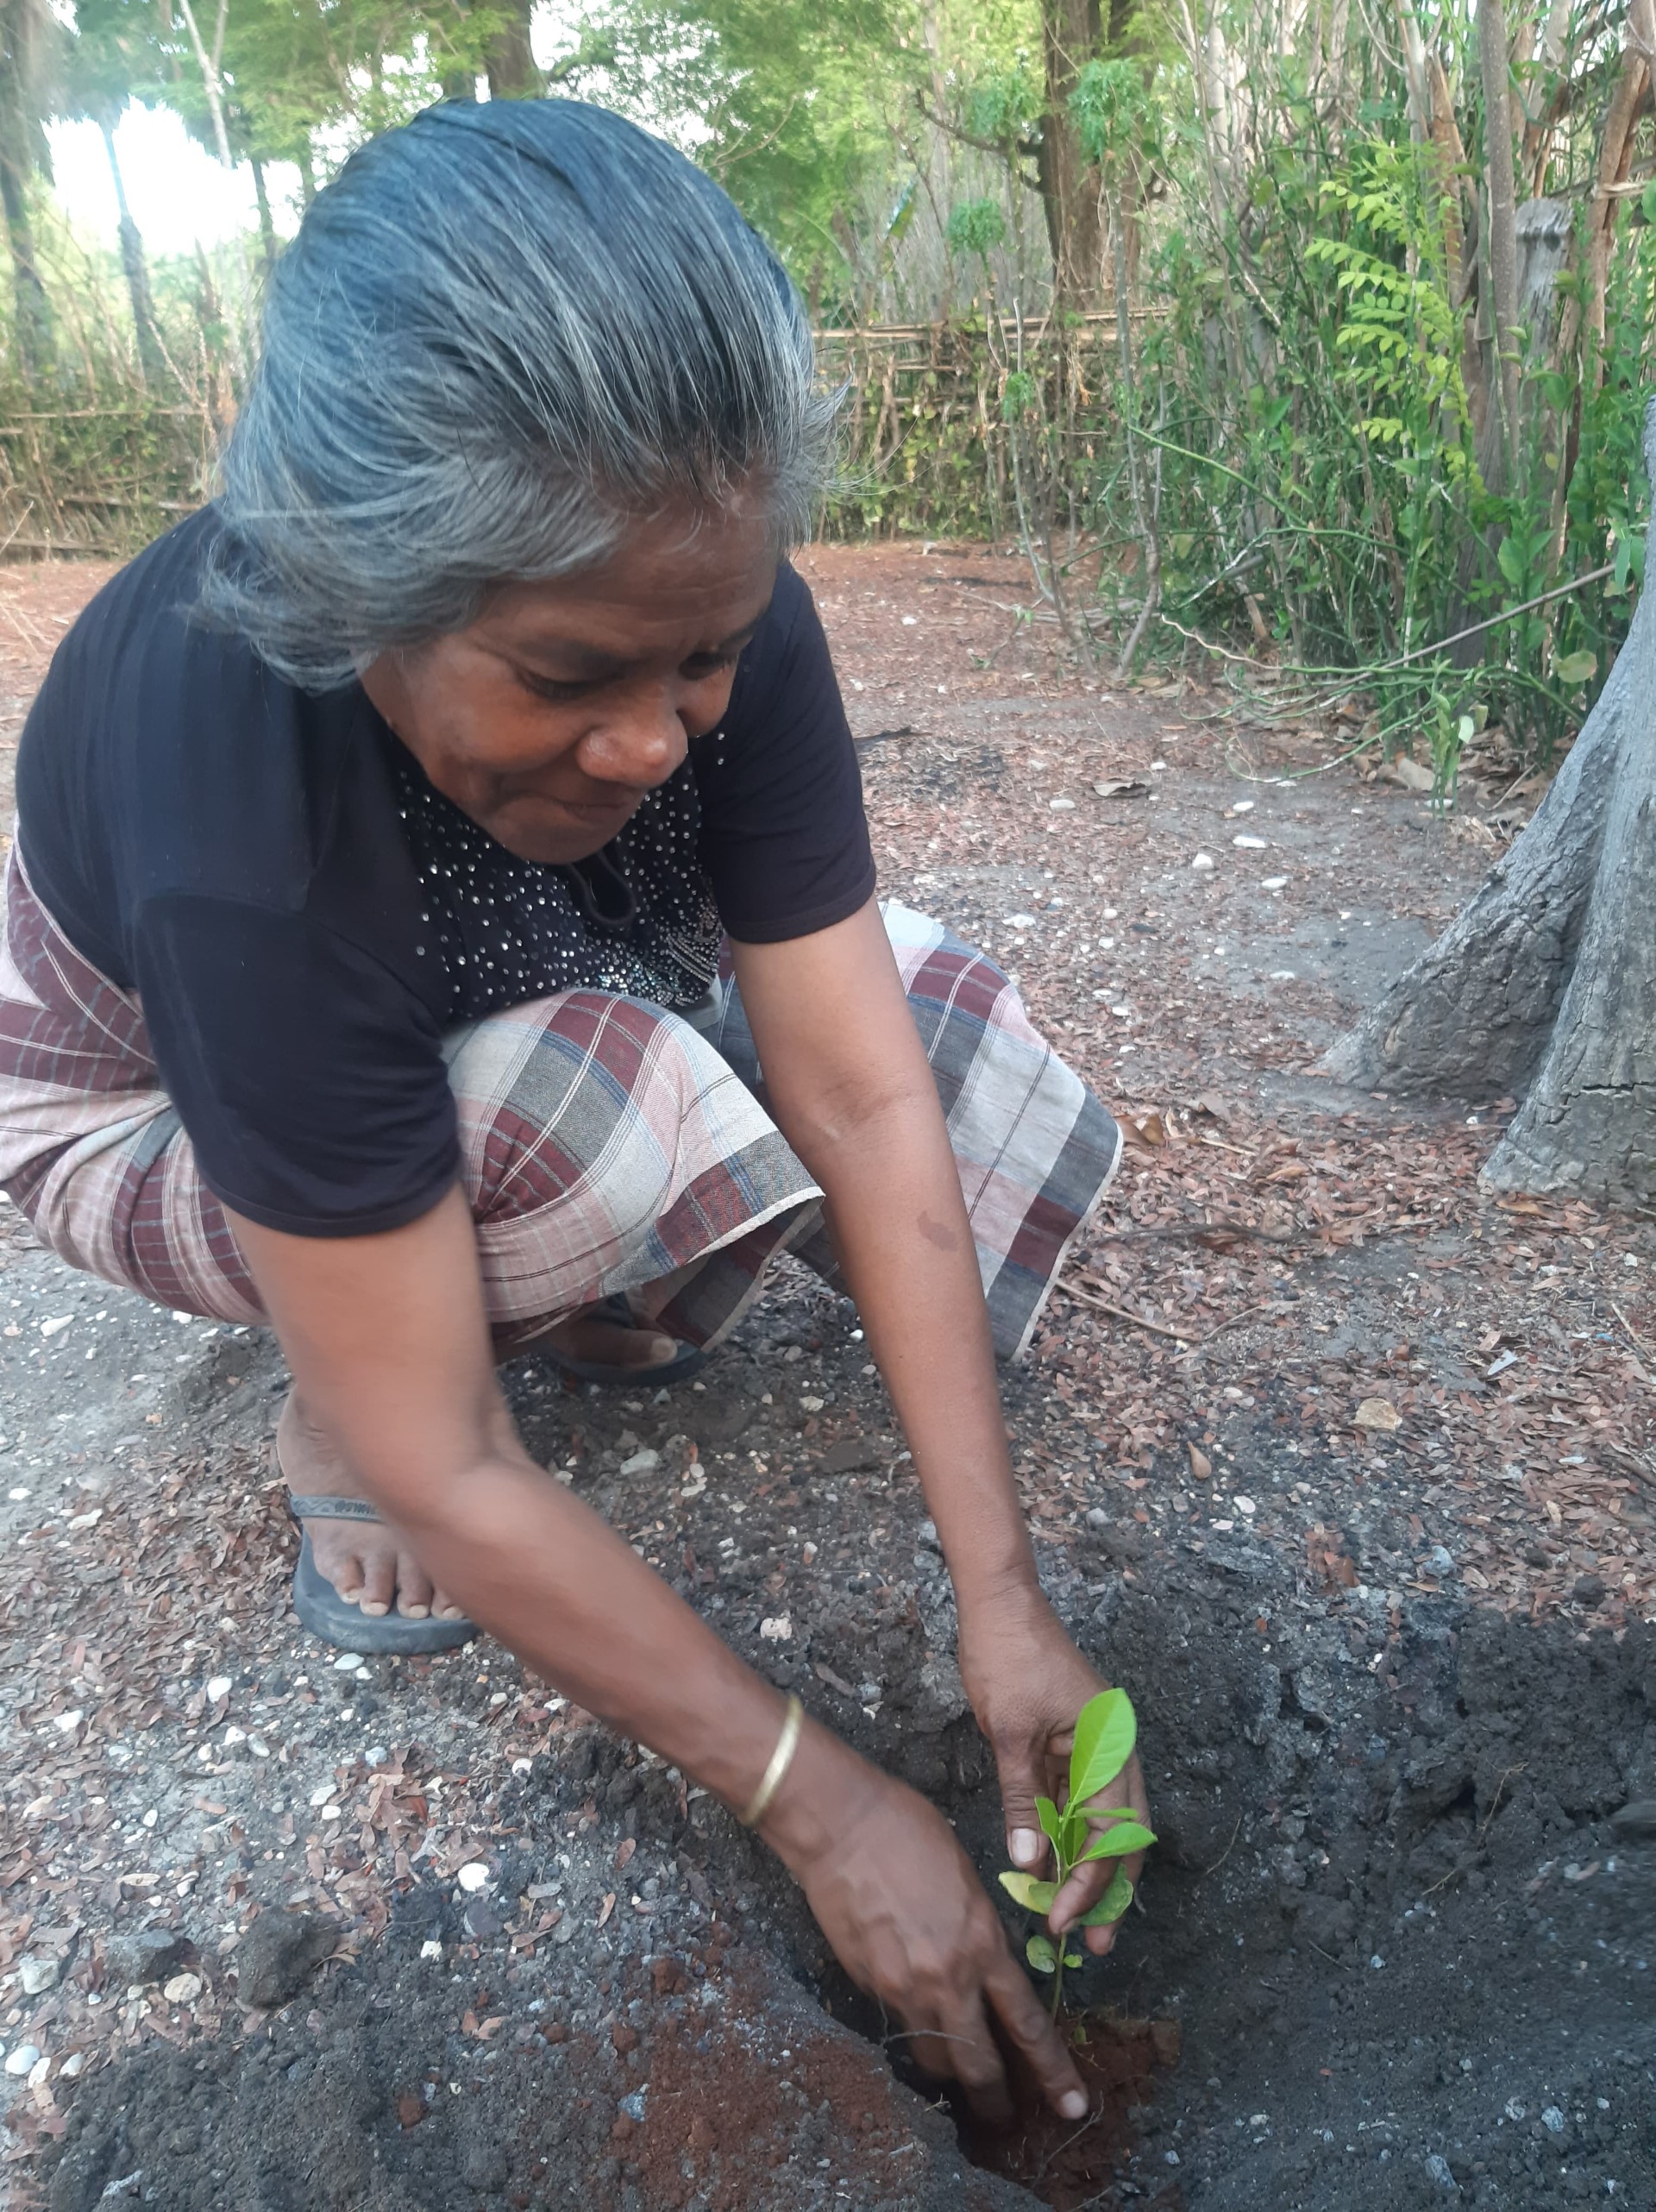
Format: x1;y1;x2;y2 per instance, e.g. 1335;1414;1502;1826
999;1687;1154;2020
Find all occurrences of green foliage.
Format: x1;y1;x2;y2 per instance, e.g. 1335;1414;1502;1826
998;1687;1152;2019
946;198;1007;261
1070;57;1159;169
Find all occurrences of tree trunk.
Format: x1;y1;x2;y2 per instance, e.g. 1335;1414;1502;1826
1038;0;1106;307
250;154;278;275
101;122;166;389
0;143;51;379
1326;401;1656;1207
1475;0;1522;493
483;0;541;100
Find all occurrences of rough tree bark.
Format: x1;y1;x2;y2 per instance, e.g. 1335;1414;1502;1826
100;119;167;387
1326;402;1656;1207
1036;0;1107;306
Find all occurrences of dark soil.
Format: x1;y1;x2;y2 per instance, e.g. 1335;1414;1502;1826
34;1394;1656;2209
1;539;1653;2209
956;2011;1182;2209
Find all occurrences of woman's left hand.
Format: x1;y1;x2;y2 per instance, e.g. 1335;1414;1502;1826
957;1580;1152;1956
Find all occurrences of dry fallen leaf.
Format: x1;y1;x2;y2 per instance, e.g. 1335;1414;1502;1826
597;1892;617;1927
1187;1442;1212;1480
613;1836;637;1872
1094;778;1151;800
1354;1398;1403;1433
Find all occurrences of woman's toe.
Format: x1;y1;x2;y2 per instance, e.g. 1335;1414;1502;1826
396;1551;435;1618
355;1548;398;1617
432;1588;467;1621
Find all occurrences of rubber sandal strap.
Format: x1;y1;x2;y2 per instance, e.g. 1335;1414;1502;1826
287;1493;382;1524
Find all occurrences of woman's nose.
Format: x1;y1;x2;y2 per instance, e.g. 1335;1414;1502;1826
580;686;689;789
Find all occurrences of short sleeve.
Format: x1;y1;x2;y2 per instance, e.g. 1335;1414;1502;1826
692;566;877;944
133;893;460;1238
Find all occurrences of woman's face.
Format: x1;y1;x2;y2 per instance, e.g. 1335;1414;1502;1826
362;497;779;865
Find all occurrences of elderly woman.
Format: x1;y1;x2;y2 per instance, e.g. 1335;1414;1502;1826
1;101;1145;2115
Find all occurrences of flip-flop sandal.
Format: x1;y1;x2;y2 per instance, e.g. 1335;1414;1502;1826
533;1294;710;1389
287;1492;477;1654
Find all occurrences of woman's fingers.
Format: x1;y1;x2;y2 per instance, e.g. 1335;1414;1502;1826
984;1949;1088;2119
935;2000;1014;2126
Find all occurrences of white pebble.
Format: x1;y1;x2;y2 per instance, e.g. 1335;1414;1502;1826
205;1676;232;1703
18;1957;58;1995
420;1939;444;1960
1261;876;1289;890
1233;834;1268;850
456;1863;492;1893
162;1973;202;2006
308;1782;337;1807
799;1397;824;1413
1191;853;1216;872
333;1652;364;1671
619;1449;660;1476
59;2052;85;2078
1049;796;1076;810
4;2044;41;2076
1233;1496;1257;1517
759;1615;793;1642
53;1709;84;1734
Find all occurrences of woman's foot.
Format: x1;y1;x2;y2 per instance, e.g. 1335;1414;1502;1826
277;1391;467;1622
516;1306;684;1371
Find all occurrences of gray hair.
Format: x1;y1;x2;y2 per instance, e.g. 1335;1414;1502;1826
201;100;837;689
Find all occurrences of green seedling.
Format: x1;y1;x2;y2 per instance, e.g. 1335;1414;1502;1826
998;1687;1154;2020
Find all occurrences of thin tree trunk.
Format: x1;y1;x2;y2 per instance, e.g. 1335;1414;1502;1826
174;0;235;172
101;121;166;388
1328;402;1656;1206
250;154;277;275
1038;0;1107;308
1476;0;1523;493
483;0;540;99
0;146;51;379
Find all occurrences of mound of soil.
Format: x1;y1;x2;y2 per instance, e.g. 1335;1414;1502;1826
37;1533;1656;2212
957;2011;1182;2209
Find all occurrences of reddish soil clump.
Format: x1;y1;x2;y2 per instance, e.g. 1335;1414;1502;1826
957;2010;1183;2209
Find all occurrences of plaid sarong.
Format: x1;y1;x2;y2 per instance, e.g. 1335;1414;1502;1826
0;849;1120;1361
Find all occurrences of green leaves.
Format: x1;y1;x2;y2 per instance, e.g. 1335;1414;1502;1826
945;198;1006;262
999;1871;1059;1913
1081;1871;1135;1927
1080;1819;1157;1862
1551;648;1596;687
1026;1933;1057;1974
1070;1689;1137;1807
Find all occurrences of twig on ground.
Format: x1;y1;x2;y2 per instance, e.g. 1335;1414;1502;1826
1056;1279;1192;1343
1173;1304;1270;1361
1194;1813;1244;1882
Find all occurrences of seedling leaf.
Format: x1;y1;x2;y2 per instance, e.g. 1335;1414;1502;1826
1069;1687;1137;1807
999;1871;1060;1913
1063;1949;1084;1969
1080;1870;1134;1926
1035;1795;1065;1853
1026;1933;1057;1974
1079;1819;1157;1861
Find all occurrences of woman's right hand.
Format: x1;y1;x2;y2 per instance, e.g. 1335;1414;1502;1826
762;1732;1088;2124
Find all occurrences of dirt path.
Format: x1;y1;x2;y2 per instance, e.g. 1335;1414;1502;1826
0;541;1651;2211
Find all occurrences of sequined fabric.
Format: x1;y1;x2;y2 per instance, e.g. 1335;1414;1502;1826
392;746;724;1019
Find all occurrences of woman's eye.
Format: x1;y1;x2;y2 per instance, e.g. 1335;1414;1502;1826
682;652;738;681
523;674;593;703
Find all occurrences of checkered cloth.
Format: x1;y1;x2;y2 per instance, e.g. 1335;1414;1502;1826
0;845;1120;1361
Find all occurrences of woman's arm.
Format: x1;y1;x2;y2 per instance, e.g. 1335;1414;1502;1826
731;899;1149;1943
227;1184;1089;2119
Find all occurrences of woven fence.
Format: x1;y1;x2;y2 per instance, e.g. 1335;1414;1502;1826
0;315;1141;560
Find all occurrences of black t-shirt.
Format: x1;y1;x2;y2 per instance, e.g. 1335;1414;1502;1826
16;510;875;1238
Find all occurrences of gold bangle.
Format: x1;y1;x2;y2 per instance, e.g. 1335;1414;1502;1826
741;1694;804;1828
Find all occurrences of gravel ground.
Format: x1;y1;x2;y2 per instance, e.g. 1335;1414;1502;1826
0;539;1652;2210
